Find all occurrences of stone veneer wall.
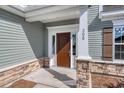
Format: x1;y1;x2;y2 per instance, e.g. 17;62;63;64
0;57;49;87
77;59;124;88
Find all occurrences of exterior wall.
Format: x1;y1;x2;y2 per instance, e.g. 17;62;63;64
77;59;124;88
103;5;124;12
88;5;113;60
0;9;45;69
0;57;49;87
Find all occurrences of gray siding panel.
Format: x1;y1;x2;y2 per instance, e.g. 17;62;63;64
0;19;36;68
88;5;113;60
88;6;102;59
44;29;48;57
0;9;44;69
88;31;103;59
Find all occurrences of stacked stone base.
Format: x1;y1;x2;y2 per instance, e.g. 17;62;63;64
0;57;49;87
77;60;124;88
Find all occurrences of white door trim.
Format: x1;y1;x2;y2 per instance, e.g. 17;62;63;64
47;24;79;68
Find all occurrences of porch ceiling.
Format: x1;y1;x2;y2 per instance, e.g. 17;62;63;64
0;5;86;23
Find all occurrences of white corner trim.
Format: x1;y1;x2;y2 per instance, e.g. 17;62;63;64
0;6;25;17
98;5;103;19
99;5;103;13
47;24;79;31
101;10;124;21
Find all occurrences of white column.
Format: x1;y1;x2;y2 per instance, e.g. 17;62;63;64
77;10;91;60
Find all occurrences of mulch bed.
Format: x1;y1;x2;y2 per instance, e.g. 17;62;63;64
8;79;37;88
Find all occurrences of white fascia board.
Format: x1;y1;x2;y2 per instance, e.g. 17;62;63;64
26;7;81;22
25;5;80;17
47;24;79;31
41;13;79;23
26;10;80;22
101;10;124;21
0;6;25;17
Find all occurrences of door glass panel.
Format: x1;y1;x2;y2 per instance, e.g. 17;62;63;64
122;29;124;43
72;34;76;55
52;35;55;55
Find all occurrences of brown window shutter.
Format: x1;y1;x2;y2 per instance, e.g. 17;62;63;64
103;28;113;61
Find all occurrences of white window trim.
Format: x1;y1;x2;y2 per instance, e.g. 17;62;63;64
113;24;124;62
113;26;115;61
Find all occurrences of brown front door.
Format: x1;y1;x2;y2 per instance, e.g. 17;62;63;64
57;32;70;68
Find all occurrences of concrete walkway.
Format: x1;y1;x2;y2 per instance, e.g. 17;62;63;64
18;67;76;88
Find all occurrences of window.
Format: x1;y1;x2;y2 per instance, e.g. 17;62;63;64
52;35;55;55
72;34;76;55
114;26;124;60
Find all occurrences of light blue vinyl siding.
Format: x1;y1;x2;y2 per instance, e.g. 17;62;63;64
0;9;45;69
88;5;103;59
0;19;37;69
88;31;103;59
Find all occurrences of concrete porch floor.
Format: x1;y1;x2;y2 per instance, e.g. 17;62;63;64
7;67;76;88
